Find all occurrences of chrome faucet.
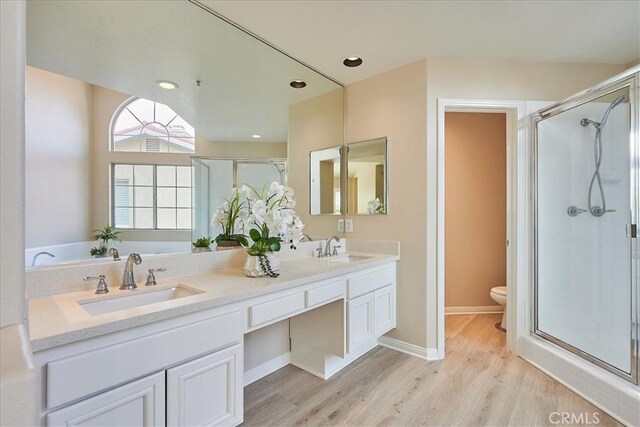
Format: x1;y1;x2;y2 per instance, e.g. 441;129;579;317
32;251;55;266
108;247;120;261
120;253;142;290
324;236;341;257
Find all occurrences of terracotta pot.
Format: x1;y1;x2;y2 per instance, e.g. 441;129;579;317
243;253;280;278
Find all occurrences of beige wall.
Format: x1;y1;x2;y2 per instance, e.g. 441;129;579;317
195;139;287;159
289;88;344;237
25;66;93;248
444;112;506;308
346;60;428;348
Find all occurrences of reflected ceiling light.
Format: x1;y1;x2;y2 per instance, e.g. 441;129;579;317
156;80;178;90
343;56;363;67
290;80;306;88
252;134;262;139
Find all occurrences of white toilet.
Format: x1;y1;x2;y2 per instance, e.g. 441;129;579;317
490;286;507;331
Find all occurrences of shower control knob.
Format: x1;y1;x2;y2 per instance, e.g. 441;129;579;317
567;206;586;217
590;206;605;217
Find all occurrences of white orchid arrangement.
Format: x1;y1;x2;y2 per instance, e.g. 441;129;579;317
367;197;385;214
241;182;305;257
211;188;249;247
211;182;305;257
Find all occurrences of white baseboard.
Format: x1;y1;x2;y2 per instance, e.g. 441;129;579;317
377;336;440;361
244;352;291;386
445;305;504;315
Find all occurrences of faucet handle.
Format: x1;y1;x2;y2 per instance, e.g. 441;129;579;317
145;268;166;286
332;245;341;256
84;275;109;294
316;248;324;258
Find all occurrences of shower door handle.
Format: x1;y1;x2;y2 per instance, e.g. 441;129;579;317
628;224;637;238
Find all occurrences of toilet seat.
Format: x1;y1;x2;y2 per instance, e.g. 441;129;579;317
491;286;507;297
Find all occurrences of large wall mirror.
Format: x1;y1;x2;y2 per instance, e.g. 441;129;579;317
346;137;388;215
25;0;343;267
309;147;342;215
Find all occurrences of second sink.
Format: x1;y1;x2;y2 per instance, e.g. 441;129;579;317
79;285;203;316
328;255;372;264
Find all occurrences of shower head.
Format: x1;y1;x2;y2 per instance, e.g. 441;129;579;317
600;95;625;128
580;96;625;129
610;95;625;109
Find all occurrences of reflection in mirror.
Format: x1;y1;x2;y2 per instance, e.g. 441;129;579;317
309;147;342;215
347;137;388;215
192;158;287;243
24;0;342;267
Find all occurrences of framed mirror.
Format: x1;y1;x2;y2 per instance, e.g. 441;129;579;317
346;137;388;215
24;0;343;267
309;147;342;215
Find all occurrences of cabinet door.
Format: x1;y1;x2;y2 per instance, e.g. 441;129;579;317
166;344;243;427
47;372;164;427
347;293;375;353
374;285;396;336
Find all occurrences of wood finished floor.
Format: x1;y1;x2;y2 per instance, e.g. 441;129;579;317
242;314;620;426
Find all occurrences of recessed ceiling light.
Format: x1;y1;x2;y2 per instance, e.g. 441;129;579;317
290;80;306;89
156;80;178;90
252;134;262;139
343;56;363;67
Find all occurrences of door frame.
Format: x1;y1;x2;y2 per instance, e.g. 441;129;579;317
431;99;527;358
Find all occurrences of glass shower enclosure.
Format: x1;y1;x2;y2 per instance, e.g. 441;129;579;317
534;71;639;383
191;157;287;242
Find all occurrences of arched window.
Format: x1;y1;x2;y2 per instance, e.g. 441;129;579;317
111;97;195;153
109;97;194;230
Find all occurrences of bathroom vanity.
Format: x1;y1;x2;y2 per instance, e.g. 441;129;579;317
28;250;398;426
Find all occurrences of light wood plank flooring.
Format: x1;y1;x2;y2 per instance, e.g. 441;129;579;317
242;314;620;426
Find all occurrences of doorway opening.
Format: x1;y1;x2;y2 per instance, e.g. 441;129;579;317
433;99;524;359
443;112;507;346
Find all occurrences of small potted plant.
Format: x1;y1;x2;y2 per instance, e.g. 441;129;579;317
89;224;121;257
211;188;249;250
192;236;213;253
89;246;108;258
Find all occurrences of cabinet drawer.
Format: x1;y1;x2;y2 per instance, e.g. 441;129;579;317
47;311;242;410
248;292;305;329
306;280;345;308
347;265;396;299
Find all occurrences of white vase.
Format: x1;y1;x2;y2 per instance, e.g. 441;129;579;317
243;252;280;278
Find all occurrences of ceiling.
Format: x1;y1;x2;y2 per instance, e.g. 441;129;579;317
203;0;640;85
27;1;339;143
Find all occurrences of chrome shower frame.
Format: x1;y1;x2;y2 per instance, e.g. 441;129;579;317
532;66;639;384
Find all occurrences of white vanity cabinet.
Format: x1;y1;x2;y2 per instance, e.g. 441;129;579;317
39;310;244;427
346;265;396;353
290;262;397;379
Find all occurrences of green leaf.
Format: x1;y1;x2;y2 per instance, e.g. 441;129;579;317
249;228;261;242
238;236;249;247
268;240;281;252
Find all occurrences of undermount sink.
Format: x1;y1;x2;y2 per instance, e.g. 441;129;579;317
79;285;203;316
328;255;373;264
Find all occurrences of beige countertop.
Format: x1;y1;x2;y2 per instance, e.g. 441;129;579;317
28;252;399;352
